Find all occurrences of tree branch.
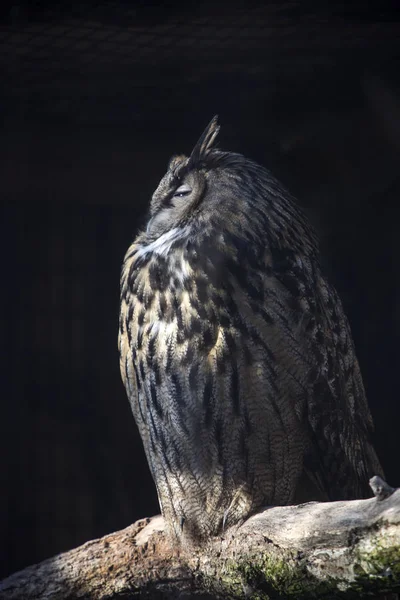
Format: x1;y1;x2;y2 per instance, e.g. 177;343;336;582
1;480;399;599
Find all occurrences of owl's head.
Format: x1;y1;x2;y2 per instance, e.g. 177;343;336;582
146;116;248;239
143;117;317;257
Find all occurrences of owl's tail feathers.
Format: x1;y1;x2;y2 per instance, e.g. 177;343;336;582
360;438;386;496
296;432;386;503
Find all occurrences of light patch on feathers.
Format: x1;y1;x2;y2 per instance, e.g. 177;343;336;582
170;253;192;284
136;227;189;259
147;319;177;344
148;319;176;338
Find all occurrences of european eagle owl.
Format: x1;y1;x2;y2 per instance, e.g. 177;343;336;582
119;117;383;544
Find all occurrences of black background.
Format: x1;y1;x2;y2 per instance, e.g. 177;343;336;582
1;0;400;580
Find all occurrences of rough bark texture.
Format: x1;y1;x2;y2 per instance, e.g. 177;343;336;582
1;480;399;599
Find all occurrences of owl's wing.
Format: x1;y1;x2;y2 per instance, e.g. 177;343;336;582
300;275;384;500
216;234;383;502
266;244;384;501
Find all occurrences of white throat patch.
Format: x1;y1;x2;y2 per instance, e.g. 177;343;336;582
136;226;189;259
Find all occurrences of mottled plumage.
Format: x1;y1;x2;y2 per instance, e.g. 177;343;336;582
119;117;383;544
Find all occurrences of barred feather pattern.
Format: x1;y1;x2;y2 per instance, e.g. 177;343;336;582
119;117;383;544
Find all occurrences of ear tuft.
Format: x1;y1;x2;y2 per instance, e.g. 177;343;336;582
188;116;220;168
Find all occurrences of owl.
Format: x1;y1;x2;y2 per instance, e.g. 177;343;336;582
119;117;383;544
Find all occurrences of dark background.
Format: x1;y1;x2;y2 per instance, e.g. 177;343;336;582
1;1;400;580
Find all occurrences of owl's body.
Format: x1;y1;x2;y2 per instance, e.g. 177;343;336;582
119;118;383;543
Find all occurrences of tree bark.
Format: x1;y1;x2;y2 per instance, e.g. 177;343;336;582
1;479;399;599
